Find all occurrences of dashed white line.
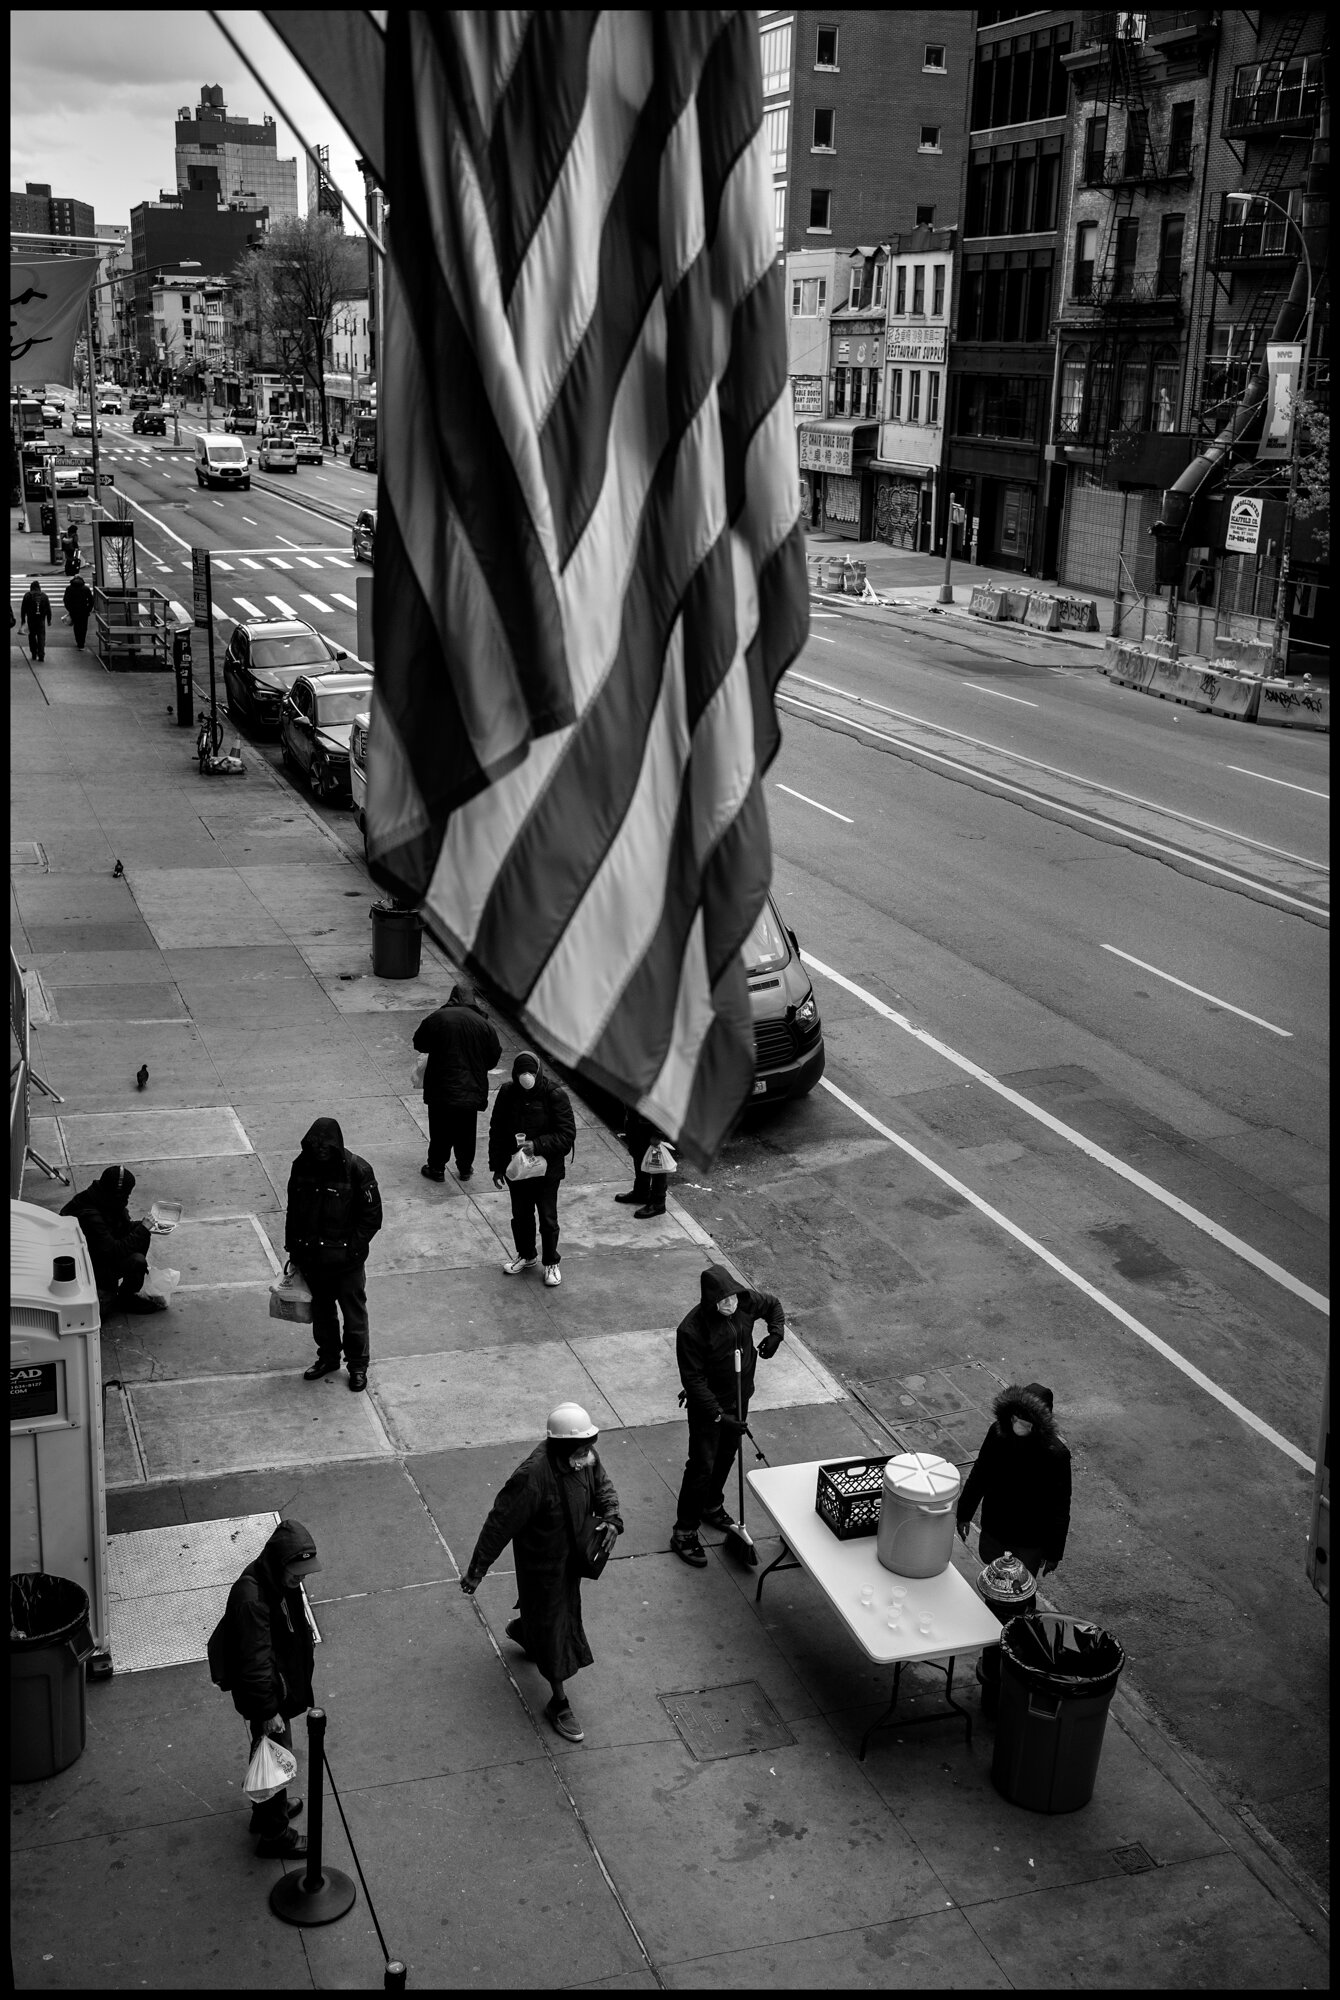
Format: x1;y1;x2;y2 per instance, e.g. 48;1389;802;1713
241;517;258;527
266;595;298;617
326;555;352;567
269;557;294;570
962;681;1038;707
1099;944;1292;1037
809;634;837;645
1226;765;1328;801
299;592;334;614
775;783;853;824
330;592;358;610
212;557;234;572
238;557;263;570
296;556;322;569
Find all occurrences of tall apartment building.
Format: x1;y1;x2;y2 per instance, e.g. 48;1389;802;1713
307;144;343;226
10;181;95;250
129;172;269;373
175;85;298;220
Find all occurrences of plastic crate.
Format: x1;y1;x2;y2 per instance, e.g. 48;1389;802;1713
816;1457;891;1540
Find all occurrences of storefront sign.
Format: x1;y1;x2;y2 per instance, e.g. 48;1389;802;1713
1259;343;1302;461
791;376;824;415
799;427;854;474
1225;495;1263;554
886;325;947;365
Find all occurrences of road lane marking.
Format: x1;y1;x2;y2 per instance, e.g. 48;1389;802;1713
326;555;351;567
1099;945;1292;1037
299;592;334;614
233;597;264;618
276;535;300;547
962;682;1038;707
789;672;1329;873
296;556;322;569
106;489;193;550
1227;765;1328;801
212;558;233;571
819;1077;1313;1471
331;592;358;610
269;557;294;569
211;499;225;507
242;517;258;527
809;635;837;644
775;783;853;823
169;600;189;622
266;595;298;617
238;557;263;569
802;951;1328;1318
811;612;841;620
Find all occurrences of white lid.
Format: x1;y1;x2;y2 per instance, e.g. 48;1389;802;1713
882;1451;961;1503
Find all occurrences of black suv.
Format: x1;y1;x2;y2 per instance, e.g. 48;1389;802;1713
132;408;167;435
222;618;353;734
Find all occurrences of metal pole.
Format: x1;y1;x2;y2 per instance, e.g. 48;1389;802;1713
84;297;104;507
938;492;955;604
1270;287;1315;675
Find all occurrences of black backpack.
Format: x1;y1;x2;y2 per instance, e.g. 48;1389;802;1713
206;1607;234;1690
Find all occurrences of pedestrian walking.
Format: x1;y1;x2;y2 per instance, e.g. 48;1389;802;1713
214;1519;321;1857
614;1106;669;1219
284;1116;383;1392
412;983;501;1182
488;1052;576;1288
63;571;94;650
60;522;82;576
61;1165;165;1314
955;1382;1071;1578
20;577;52;661
460;1404;622;1744
670;1264;785;1567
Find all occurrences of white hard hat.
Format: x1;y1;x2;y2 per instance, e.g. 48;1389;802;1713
546;1401;598;1441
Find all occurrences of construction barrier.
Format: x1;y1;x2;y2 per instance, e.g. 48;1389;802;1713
1055;595;1099;632
1255;678;1330;732
1102;643;1160;691
1000;586;1032;623
969;584;1005;621
1201;668;1262;722
1145;657;1217;710
823;556;848;593
844;560;867;597
1024;594;1061;632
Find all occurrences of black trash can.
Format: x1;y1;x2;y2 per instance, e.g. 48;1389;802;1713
10;1574;96;1781
991;1612;1124;1814
370;901;422;979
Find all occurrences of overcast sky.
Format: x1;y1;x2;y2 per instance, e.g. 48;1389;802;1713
11;11;367;239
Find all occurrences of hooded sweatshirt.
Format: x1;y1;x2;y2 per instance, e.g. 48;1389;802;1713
675;1264;786;1422
487;1058;576;1182
284;1117;383;1271
956;1383;1072;1566
222;1519;319;1722
62;1165;148;1293
412;983;501;1107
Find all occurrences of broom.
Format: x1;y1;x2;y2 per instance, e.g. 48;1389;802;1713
720;1344;762;1567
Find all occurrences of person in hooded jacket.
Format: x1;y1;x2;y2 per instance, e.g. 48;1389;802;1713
220;1519;321;1857
956;1382;1072;1578
61;1164;164;1313
671;1264;786;1566
412;983;501;1183
460;1403;622;1744
62;570;94;649
488;1052;576;1288
285;1117;383;1391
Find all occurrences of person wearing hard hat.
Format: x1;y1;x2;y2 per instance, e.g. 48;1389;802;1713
460;1403;622;1744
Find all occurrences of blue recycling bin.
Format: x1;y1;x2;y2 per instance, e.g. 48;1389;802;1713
991;1612;1124;1814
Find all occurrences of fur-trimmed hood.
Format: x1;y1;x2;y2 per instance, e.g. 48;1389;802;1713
992;1383;1066;1452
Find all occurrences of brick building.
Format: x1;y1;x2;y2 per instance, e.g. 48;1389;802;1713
175;84;298;220
10;181;95;251
129;171;269;375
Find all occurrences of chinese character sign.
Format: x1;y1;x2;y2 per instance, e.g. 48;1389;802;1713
798;428;854;474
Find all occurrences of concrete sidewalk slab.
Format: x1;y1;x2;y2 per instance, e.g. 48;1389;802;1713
125;867;291;949
372;1340;625;1453
42;980;188;1023
660;1906;1012;1989
127;1370;397;1483
57;1103;253;1164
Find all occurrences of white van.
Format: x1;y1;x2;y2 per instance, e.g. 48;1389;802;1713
97;387;122;415
195;432;251;491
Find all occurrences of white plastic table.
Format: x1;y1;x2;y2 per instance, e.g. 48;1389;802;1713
747;1460;1002;1757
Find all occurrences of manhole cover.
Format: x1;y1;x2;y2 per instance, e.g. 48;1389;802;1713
658;1681;796;1762
1111;1843;1155;1874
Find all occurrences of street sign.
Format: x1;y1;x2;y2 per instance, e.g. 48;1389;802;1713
76;470;115;486
191;547;213;630
1225;495;1264;555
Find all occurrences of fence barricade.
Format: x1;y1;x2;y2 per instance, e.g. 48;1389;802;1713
1025;594;1061;632
844;560;867;597
1103;643;1159;691
969;584;1005;621
1254;679;1330;732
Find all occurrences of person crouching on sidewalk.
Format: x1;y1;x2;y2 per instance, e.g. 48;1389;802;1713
489;1052;575;1288
61;1165;165;1314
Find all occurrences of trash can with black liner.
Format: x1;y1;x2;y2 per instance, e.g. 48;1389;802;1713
370;900;422;979
10;1574;96;1781
991;1612;1124;1813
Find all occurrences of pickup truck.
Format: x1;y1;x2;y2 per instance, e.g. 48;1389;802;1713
224;408;259;434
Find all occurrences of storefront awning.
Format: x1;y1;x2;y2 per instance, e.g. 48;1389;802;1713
797;418;878;477
871;458;932;479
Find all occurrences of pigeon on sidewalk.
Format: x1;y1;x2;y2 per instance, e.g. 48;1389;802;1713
136;1065;149;1091
112;859;124;877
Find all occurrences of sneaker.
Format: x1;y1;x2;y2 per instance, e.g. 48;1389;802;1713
543;1263;562;1288
502;1255;538;1276
545;1696;584;1743
255;1829;308;1859
421;1163;445;1182
700;1505;735;1533
671;1531;708;1568
303;1356;342;1381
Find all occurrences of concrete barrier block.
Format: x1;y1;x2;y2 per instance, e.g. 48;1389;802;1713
1254;679;1330;732
1000;587;1032;622
969;584;1005;621
1055;595;1099;632
1026;594;1061;632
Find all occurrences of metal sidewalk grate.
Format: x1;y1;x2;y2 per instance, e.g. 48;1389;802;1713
106;1513;320;1674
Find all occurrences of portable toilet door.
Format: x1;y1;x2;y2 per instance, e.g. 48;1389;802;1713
10;1199;111;1673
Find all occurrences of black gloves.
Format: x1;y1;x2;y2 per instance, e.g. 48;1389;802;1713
757;1332;783;1359
718;1413;748;1434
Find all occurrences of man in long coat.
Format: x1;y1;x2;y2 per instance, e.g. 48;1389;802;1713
460;1403;622;1744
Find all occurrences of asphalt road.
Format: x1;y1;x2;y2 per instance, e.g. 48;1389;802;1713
95;419;1330;1895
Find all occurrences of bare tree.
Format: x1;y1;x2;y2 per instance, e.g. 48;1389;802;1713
239;216;364;446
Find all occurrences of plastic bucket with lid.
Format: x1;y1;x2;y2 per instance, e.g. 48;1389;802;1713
875;1452;961;1577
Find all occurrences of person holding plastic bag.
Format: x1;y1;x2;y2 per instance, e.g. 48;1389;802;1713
61;1164;168;1314
488;1052;575;1288
218;1520;322;1857
614;1106;674;1220
285;1116;383;1392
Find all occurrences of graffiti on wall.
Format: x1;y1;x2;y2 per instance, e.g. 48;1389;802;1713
875;477;920;549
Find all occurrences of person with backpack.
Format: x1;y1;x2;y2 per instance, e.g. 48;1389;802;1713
284;1117;383;1391
209;1520;321;1857
488;1052;576;1288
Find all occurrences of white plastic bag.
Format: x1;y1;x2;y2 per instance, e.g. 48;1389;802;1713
505;1145;548;1182
269;1261;314;1324
140;1266;180;1306
243;1732;298;1802
640;1141;678;1177
411;1053;428;1088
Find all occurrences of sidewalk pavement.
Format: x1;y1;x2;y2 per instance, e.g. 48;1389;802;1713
9;551;1328;1989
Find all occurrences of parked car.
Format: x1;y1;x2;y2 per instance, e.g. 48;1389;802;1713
352;508;376;562
132;408;167;435
258;434;298;473
224;407;258;433
745;894;825;1101
280;670;376;802
71;411;101;438
222;618;353;734
349;709;371;832
40;400;63;428
290;432;323;465
195;432;250;489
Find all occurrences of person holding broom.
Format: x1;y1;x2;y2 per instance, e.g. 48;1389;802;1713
670;1264;786;1568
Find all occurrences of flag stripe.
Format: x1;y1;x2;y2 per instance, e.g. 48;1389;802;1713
486;10;601;302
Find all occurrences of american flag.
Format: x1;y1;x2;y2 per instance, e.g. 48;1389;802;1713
365;11;808;1166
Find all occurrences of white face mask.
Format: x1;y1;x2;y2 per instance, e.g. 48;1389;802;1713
517;1072;536;1091
1011;1418;1033;1438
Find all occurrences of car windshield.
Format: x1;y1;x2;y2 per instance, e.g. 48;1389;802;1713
250;635;333;670
742;901;790;974
315;687;372;726
210;442;246;463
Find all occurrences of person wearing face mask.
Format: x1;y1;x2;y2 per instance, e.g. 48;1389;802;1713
460;1404;622;1743
955;1382;1072;1579
285;1116;383;1392
216;1519;322;1858
488;1052;576;1288
670;1263;786;1567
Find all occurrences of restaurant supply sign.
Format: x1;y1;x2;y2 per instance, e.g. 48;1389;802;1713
886;324;947;364
799;427;854;474
791;376;824;415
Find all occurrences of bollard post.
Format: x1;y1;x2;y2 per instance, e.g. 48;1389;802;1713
269;1709;357;1927
384;1964;408;1990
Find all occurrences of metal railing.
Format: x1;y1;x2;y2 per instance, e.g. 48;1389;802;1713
1082;141;1197;188
1066;270;1184;313
9;949;66;1196
1210;214;1296;264
1222;76;1322;136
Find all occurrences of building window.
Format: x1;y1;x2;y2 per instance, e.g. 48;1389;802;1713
808;188;831;231
895;266;907;314
1117;348;1148;429
815;25;838;68
912;266;925;314
958;374;1041;440
924;44;946;71
1114;216;1139;296
791;276;828;317
919;126;942;153
908;370;922;421
1168;101;1194;172
832;364;847;414
1157;213;1184;297
812;107;835;151
889;367;902;419
872;261;886;308
773;183;786;248
928;371;941;424
760;20;792;96
971;28;1073;131
1151;347;1178;431
916;204;935;227
765;105;790;174
1074;221;1098;298
1083;115;1108;185
932;263;946;315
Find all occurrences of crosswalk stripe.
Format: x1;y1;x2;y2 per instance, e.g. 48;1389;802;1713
239;557;263;569
330;592;358;610
269;557;293;570
233;596;264;618
326;555;352;567
266;595;297;617
169;601;189;622
212;558;234;571
299;592;334;614
296;556;321;569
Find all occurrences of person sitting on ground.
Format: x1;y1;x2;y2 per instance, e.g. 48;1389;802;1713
61;1164;165;1313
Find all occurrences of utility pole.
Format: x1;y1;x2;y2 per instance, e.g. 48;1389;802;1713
938;491;957;605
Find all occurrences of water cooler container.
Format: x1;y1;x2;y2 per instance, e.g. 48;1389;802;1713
876;1451;962;1578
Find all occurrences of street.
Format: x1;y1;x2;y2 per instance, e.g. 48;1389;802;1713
77;414;1330;1895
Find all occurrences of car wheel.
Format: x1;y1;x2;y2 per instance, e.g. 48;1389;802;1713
196;470;204;486
311;755;331;800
